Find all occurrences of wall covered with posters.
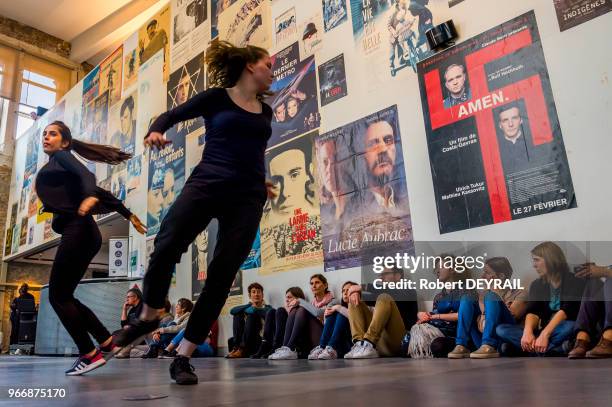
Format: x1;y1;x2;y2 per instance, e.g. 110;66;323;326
3;0;612;345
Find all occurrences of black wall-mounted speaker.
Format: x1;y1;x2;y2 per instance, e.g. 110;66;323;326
426;20;458;51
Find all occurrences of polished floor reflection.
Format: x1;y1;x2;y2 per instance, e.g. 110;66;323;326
0;356;610;406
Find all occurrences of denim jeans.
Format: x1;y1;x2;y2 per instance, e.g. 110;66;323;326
319;312;352;356
496;320;576;355
456;292;516;348
171;328;214;357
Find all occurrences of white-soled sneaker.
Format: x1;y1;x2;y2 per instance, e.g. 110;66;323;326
318;346;338;360
308;345;324;360
65;350;106;376
352;340;379;359
344;341;364;359
268;346;298;360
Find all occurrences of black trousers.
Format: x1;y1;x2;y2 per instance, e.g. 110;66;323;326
143;173;265;345
262;307;288;349
575;278;612;338
48;215;110;355
230;313;263;354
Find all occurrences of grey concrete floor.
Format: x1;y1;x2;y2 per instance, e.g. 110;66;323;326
0;355;610;407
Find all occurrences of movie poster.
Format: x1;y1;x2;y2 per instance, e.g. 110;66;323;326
43;218;56;241
166;52;206;140
260;131;323;275
417;11;576;234
171;0;210;70
127;155;142;196
19;218;28;246
36;200;52;224
319;54;348;106
553;0;611;31
242;231;261;270
265;43;320;148
90;91;110;145
99;45;123;106
123;33;139;92
323;0;348;32
191;219;246;300
138;5;171;81
210;0;239;39
108;91;138;155
275;7;297;50
299;12;324;60
82;66;100;107
316;106;413;271
23;129;39;185
146;126;186;236
63;81;84;137
217;0;272;49
350;0;442;80
137;50;166;154
4;229;12;256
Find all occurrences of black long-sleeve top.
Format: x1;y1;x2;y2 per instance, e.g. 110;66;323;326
35;150;132;223
147;87;273;194
525;271;586;326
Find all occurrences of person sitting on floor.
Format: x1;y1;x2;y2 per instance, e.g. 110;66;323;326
344;267;418;359
448;257;528;359
250;287;305;359
496;242;586;356
268;274;335;360
159;320;219;358
114;287;144;358
414;256;475;358
226;282;273;358
142;298;193;358
568;263;612;359
308;281;358;360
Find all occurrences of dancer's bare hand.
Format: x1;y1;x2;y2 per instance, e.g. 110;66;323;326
144;131;172;150
265;180;278;199
130;214;147;235
78;196;99;216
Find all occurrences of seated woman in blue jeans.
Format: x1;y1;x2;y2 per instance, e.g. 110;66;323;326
496;242;586;356
308;281;357;360
448;257;528;359
159;320;218;358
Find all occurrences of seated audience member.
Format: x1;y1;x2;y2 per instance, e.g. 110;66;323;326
115;287;144;358
250;287;305;359
160;321;219;358
159;298;174;326
121;287;143;327
142;298;193;358
448;257;528;359
496;242;586;356
227;282;273;358
268;274;334;360
344;268;418;359
568;263;612;359
414;257;475;358
309;281;358;360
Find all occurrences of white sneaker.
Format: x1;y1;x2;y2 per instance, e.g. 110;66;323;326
268;346;298;360
353;340;379;359
318;346;338;360
308;346;324;360
344;341;364;359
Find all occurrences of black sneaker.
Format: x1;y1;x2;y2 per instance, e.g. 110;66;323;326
169;356;198;385
113;318;160;347
251;341;272;359
141;345;160;359
159;349;177;359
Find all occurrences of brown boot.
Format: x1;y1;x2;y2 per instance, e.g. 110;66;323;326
586;337;612;359
226;347;245;359
568;339;590;359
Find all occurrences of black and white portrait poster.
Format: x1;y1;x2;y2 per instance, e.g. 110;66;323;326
266;42;320;148
171;0;209;70
417;11;576;234
318;54;348;106
553;0;611;31
315;106;414;271
260;131;323;275
323;0;348;32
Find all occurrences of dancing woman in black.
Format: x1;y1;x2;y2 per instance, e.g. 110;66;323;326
35;121;146;376
115;41;276;385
